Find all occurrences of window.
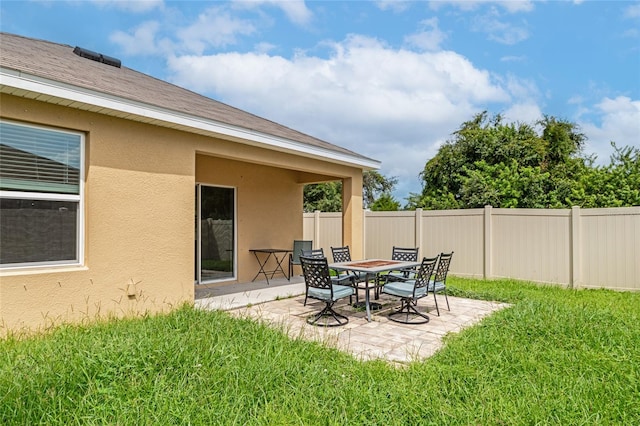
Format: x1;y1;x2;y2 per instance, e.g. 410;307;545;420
0;120;84;268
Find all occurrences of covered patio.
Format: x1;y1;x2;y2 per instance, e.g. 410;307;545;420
195;278;509;365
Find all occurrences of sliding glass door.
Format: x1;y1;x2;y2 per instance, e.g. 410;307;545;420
196;185;235;283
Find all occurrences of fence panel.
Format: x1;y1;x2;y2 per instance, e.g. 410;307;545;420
304;206;639;291
492;209;571;284
580;208;640;291
365;211;416;259
421;209;484;278
317;212;343;255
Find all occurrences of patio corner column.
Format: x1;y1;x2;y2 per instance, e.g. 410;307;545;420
342;175;364;259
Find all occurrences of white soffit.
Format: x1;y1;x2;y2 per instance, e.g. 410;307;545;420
0;68;380;170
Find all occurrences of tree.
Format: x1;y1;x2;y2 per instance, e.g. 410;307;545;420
569;143;640;207
370;193;401;211
303;181;342;212
363;171;399;209
408;112;638;210
303;170;399;212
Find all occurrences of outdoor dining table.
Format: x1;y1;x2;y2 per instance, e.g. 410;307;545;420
329;259;422;322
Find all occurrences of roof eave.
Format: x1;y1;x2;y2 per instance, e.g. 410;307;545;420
0;67;381;171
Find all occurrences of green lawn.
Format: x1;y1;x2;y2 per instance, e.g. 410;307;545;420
1;278;639;425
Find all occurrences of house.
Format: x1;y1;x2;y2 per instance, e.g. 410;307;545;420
0;32;379;335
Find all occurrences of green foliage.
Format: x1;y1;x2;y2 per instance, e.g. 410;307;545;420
409;112;639;209
303;181;342;212
569;143;640;207
304;170;399;212
2;282;639;425
363;170;399;209
459;160;549;208
370;193;400;211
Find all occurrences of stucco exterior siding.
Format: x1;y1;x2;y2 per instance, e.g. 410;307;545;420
1;33;376;335
196;154;303;283
1;94;368;334
1;95;195;333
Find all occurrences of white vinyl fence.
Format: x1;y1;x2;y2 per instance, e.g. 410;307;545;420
303;206;640;291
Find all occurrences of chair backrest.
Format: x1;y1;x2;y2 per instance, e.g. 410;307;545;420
300;256;333;291
413;256;439;292
433;252;454;283
291;240;313;264
391;246;419;262
302;248;325;258
331;246;352;263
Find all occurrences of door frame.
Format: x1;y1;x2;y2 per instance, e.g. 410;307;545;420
195;183;237;284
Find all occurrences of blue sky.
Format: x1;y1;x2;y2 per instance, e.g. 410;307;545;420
2;0;639;202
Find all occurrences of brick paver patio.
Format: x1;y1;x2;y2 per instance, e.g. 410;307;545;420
196;278;509;365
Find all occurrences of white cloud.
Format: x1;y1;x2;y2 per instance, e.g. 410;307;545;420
274;0;313;25
231;0;313;26
428;1;532;45
502;102;543;124
177;6;257;54
110;21;164;56
500;55;526;63
167;35;514;200
624;3;640;19
473;14;530;45
429;1;534;14
109;5;257;56
404;17;447;51
376;0;412;13
579;96;640;164
89;0;163;13
254;41;277;54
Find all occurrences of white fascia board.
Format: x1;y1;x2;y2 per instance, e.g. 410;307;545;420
0;68;380;170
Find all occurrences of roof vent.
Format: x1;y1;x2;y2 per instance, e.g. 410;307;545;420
73;46;121;68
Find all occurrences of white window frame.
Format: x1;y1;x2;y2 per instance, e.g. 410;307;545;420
0;120;85;270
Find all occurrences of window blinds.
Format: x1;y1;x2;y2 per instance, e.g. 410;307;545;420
0;121;81;194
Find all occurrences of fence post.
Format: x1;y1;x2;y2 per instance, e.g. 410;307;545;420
363;210;368;258
570;206;581;289
415;208;423;258
314;210;321;248
484;205;493;280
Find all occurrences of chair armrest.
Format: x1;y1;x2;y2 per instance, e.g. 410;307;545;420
331;274;355;285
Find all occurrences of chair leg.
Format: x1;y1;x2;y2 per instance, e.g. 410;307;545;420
306;301;349;327
433;292;440;316
388;298;429;324
443;289;450;311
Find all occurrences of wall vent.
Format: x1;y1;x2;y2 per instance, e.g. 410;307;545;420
73;46;121;68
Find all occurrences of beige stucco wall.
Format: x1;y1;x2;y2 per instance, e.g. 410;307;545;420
0;94;365;335
1;95;195;335
196;155;303;282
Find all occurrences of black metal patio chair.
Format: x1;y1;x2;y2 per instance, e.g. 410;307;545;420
429;251;453;316
305;247;359;305
382;255;439;324
330;245;368;304
300;256;355;327
376;246;420;298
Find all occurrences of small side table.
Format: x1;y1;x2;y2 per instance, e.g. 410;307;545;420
249;249;292;284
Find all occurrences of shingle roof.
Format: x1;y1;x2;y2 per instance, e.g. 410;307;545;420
0;32;378;167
